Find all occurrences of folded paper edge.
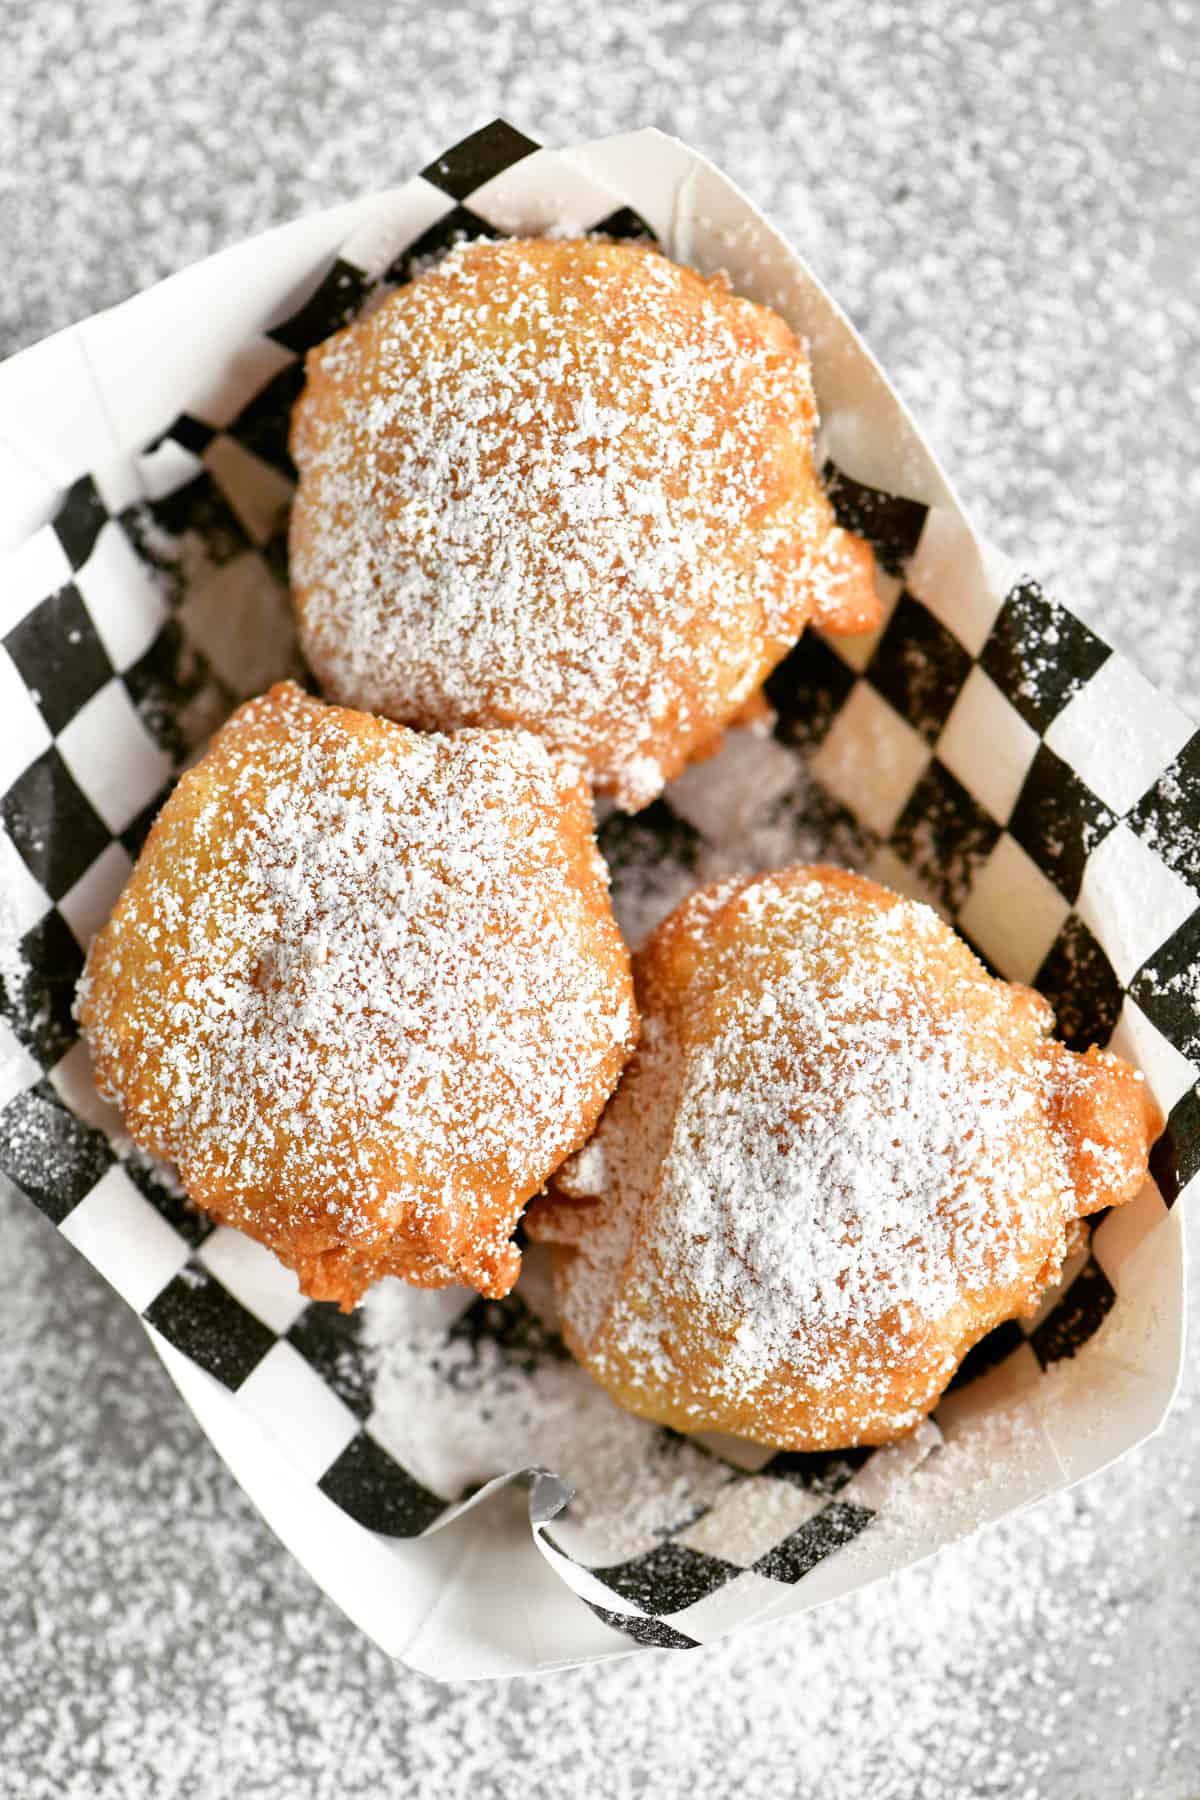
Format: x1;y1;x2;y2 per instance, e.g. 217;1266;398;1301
0;119;1192;1676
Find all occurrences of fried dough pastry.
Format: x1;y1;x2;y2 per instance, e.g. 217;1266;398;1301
527;866;1159;1450
289;236;880;813
77;682;637;1309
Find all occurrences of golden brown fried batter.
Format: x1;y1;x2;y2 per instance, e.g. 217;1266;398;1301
289;236;879;812
528;865;1159;1449
78;682;637;1308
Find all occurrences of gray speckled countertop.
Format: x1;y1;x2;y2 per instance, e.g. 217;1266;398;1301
2;3;1198;1796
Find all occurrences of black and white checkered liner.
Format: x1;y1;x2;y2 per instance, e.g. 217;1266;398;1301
2;121;1198;1654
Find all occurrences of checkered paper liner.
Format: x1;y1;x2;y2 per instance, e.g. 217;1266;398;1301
1;123;1197;1676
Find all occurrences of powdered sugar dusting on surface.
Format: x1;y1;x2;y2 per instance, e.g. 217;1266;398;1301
4;1;1199;1788
548;869;1150;1446
76;682;635;1303
661;903;1051;1333
0;888;39;1062
3;1177;1197;1798
290;236;869;809
361;1255;735;1562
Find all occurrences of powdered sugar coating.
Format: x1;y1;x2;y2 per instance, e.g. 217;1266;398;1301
76;682;637;1307
6;5;1197;1778
289;236;878;811
533;866;1156;1448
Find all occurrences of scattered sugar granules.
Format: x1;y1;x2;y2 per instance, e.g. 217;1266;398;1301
361;1255;737;1564
4;1179;1198;1800
3;0;1199;1793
